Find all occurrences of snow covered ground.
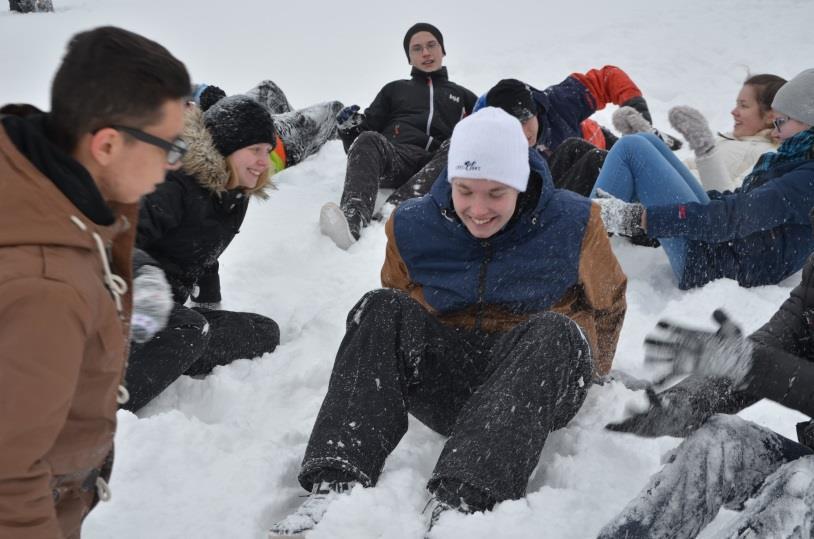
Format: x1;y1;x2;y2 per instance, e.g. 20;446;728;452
3;1;814;537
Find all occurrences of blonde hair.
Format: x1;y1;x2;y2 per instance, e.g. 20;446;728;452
224;153;274;199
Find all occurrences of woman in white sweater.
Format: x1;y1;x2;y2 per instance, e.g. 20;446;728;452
669;73;786;191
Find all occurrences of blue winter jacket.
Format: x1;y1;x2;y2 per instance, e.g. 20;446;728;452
646;159;814;289
381;151;628;373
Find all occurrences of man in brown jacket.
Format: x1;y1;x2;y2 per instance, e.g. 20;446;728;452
0;27;189;538
269;107;627;538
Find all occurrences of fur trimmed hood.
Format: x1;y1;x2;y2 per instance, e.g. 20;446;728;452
179;107;271;198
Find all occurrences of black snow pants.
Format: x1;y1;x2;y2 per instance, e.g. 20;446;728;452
122;303;280;412
340;132;432;225
547;137;607;197
298;289;593;509
598;415;814;539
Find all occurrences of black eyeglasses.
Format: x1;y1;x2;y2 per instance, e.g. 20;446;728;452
111;125;187;165
772;116;790;131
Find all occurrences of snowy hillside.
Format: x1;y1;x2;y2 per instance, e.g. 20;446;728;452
2;1;814;537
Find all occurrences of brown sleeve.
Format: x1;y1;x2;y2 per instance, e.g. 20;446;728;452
577;204;628;374
381;213;412;292
0;278;89;538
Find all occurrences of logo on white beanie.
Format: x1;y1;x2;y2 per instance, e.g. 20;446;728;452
447;107;530;192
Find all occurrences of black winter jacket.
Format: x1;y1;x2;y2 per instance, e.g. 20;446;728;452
747;254;814;422
340;66;477;153
136;108;267;304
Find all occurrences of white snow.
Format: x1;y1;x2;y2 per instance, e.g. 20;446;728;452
2;1;814;537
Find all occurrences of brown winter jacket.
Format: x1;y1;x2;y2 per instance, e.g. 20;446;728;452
0;122;136;538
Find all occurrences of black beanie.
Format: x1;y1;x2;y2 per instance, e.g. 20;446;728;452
203;95;276;157
403;22;446;60
486;79;538;121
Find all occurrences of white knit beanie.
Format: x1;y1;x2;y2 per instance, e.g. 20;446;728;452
447;107;530;192
772;68;814;126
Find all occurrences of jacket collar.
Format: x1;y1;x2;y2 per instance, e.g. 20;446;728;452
410;66;449;82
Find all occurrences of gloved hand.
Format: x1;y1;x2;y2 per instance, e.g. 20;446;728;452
606;375;738;437
621;96;653;125
336;105;364;130
644;309;753;388
594;188;645;237
612;103;683;151
131;264;173;343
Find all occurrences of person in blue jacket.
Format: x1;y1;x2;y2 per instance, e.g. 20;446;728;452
592;68;814;289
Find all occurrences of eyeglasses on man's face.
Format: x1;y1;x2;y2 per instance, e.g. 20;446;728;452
772;116;790;131
111;125;187;166
410;41;439;55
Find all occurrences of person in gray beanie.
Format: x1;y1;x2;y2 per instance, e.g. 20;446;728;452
268;107;627;537
772;68;814;129
123;94;281;412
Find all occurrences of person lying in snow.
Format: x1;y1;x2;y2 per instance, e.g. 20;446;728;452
379;69;679;217
123;95;280;412
318;22;478;250
191;80;343;176
268;107;627;538
614;73;786;192
591;68;814;289
599;249;814;538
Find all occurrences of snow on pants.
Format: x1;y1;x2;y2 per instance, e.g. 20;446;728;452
298;289;593;503
122;303;280;411
340;132;432;223
598;415;814;539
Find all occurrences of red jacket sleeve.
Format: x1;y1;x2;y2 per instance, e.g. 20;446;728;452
570;65;643;111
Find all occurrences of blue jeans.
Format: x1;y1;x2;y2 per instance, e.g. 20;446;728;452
591;133;710;282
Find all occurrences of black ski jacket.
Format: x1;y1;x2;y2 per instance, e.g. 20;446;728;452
747;255;814;422
340;66;477;153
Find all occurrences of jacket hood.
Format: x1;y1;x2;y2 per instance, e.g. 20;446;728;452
0;116;126;252
179;106;273;199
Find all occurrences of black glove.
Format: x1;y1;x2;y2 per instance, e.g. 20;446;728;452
644;309;753;388
336;105;364;131
621;96;652;125
594;188;645;237
191;269;221;306
131;264;173;343
605;376;740;437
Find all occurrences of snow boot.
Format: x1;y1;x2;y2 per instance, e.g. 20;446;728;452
669;105;716;156
247;80;293;115
423;497;455;538
319;202;360;250
268;481;357;538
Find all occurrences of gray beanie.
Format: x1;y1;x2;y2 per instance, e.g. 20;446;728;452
771;69;814;126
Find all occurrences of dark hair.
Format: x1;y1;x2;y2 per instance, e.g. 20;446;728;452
744;74;787;114
50;26;191;152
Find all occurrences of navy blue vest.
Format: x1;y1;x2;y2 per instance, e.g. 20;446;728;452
393;152;592;315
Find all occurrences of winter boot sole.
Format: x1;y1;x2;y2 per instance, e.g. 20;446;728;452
319;202;357;250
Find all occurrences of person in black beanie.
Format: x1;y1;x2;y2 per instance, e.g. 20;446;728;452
381;69;673;214
319;21;477;250
123;94;281;412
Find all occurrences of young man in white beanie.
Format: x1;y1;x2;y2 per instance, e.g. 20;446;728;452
269;107;627;537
